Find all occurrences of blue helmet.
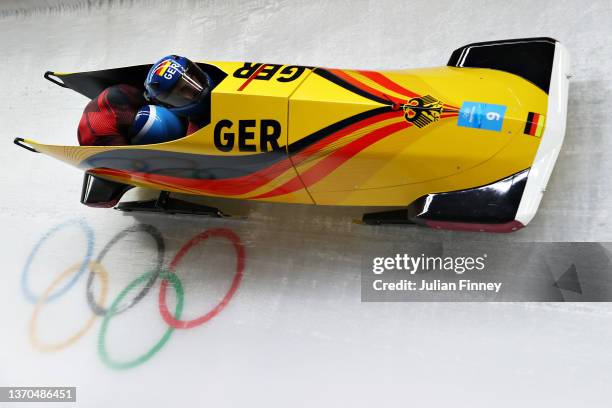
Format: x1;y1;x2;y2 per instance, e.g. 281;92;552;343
130;105;185;145
144;55;213;117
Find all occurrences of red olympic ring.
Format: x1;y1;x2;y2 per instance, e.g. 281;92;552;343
158;228;245;329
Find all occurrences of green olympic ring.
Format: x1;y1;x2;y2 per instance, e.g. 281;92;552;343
98;270;184;370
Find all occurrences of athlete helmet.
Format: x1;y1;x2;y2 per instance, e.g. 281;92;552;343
77;84;144;146
144;55;213;117
130;105;186;145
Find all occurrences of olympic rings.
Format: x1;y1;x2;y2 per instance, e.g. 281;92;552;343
21;219;94;304
98;271;183;370
29;261;108;352
22;220;245;370
86;224;165;316
159;228;245;329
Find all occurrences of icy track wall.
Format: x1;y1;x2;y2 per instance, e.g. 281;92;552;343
1;1;612;407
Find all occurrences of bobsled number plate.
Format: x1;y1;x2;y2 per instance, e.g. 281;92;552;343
457;101;506;132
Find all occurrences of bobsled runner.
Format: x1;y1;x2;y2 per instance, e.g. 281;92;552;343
14;37;570;232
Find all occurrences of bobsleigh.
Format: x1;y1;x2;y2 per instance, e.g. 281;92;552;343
14;37;570;232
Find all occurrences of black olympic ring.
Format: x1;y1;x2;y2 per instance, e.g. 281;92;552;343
86;224;165;316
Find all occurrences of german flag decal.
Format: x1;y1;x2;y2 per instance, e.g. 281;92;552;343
524;112;545;137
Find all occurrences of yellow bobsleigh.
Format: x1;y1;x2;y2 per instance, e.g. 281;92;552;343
14;37;570;232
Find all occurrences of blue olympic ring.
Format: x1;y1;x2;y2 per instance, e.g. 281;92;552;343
21;218;95;303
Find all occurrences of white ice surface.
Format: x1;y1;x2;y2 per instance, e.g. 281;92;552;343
0;1;611;407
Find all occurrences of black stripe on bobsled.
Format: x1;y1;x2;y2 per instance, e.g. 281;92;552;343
447;37;556;94
287;106;391;154
313;69;393;105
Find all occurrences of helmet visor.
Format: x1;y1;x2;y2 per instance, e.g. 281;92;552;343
155;62;210;108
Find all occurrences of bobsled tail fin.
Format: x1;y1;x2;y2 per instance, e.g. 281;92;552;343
435;38;569;230
448;37;557;93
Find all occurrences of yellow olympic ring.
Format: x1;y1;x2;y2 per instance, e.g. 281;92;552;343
29;261;108;352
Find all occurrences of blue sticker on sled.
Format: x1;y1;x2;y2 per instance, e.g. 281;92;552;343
457;101;506;132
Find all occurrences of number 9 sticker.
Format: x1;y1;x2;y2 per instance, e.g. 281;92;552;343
457;101;507;132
